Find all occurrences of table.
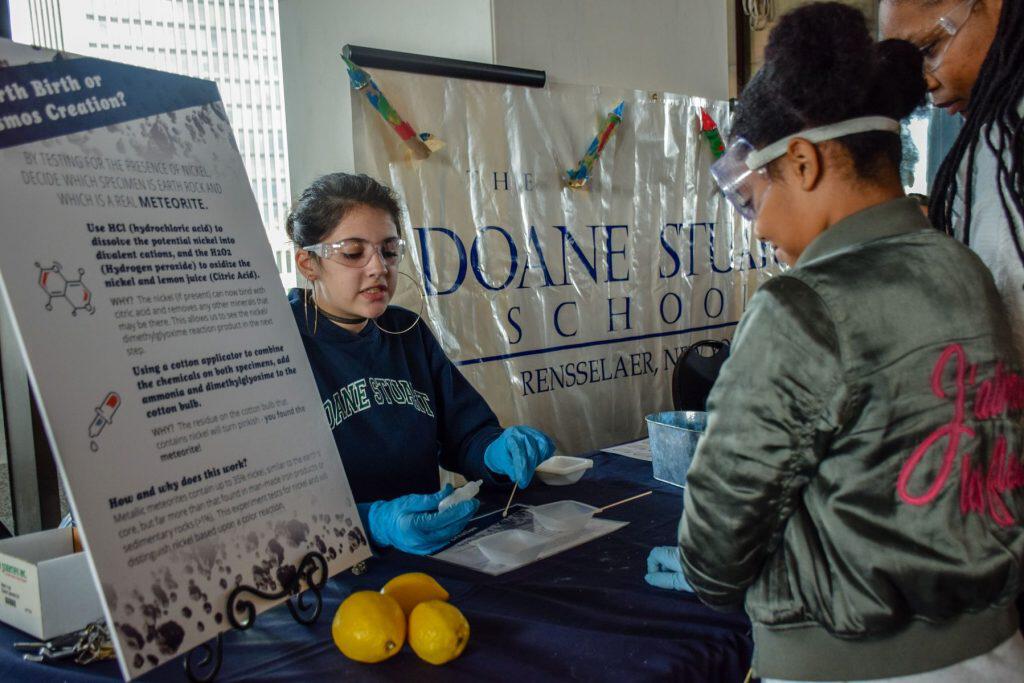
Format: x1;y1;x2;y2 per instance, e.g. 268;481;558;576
0;452;753;681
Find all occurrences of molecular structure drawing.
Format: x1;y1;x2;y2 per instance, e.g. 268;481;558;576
35;261;95;315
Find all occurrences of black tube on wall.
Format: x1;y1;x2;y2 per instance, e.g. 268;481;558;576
343;44;546;89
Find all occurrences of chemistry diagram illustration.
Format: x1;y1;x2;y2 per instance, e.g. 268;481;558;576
35;261;95;315
89;391;121;452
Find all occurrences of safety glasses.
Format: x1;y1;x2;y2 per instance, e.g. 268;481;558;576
304;237;406;268
710;116;903;220
918;0;979;74
710;139;765;220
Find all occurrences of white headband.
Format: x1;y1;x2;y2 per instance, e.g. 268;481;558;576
746;116;902;170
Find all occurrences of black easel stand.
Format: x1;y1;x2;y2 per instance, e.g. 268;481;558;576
184;551;328;682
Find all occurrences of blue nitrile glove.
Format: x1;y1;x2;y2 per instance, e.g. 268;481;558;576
365;485;479;555
483;425;555;488
645;546;693;591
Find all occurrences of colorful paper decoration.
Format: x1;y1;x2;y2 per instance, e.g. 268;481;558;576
699;108;726;160
342;55;432;160
566;101;625;189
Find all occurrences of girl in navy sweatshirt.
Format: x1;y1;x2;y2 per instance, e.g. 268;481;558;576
287;172;554;555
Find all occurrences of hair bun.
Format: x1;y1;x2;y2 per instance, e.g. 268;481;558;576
868;40;928;120
763;2;873;125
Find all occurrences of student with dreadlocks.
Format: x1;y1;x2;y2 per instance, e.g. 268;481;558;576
643;3;1024;681
882;0;1024;355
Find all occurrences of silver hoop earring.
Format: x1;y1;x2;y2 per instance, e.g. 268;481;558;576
373;270;426;335
310;281;320;336
300;270;314;335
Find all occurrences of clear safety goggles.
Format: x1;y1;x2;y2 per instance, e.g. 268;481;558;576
304;237;406;268
918;0;979;74
710;116;902;220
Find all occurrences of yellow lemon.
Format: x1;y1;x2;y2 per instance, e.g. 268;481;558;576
408;600;470;665
380;572;450;616
331;591;406;663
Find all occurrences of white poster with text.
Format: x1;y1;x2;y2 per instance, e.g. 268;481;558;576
0;40;369;679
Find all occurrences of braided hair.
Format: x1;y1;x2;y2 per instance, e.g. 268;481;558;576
929;0;1024;267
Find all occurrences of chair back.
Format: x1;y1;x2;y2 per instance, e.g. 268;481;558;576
671;339;730;411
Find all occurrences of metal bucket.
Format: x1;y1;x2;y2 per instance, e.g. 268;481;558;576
645;411;707;488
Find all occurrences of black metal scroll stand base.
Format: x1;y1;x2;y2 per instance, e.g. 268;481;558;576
183;551;328;682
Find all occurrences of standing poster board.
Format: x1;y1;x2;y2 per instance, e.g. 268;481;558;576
0;40;369;679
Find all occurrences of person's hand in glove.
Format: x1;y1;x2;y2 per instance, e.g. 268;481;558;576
483;425;555;488
645;546;693;591
364;485;479;555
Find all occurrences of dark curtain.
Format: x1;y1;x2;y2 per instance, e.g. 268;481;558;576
1;0;11;40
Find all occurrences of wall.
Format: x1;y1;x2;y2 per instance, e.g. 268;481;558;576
279;0;731;197
491;0;729;100
278;0;494;196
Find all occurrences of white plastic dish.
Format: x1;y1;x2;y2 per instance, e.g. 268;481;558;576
534;455;594;486
438;480;482;512
474;529;549;565
530;500;598;533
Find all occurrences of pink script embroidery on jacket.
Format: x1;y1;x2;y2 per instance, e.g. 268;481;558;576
897;343;1024;526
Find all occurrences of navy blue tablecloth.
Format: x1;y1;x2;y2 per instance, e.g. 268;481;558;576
0;452;752;681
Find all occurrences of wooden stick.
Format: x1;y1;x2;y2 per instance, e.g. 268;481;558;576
597;490;652;513
502;483;518;518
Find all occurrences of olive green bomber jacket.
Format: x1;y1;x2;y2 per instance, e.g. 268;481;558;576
678;198;1024;680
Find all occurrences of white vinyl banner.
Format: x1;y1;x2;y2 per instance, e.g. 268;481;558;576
353;70;779;454
0;40;370;679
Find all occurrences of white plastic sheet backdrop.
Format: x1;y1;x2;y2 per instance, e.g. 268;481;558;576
353;70;780;454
